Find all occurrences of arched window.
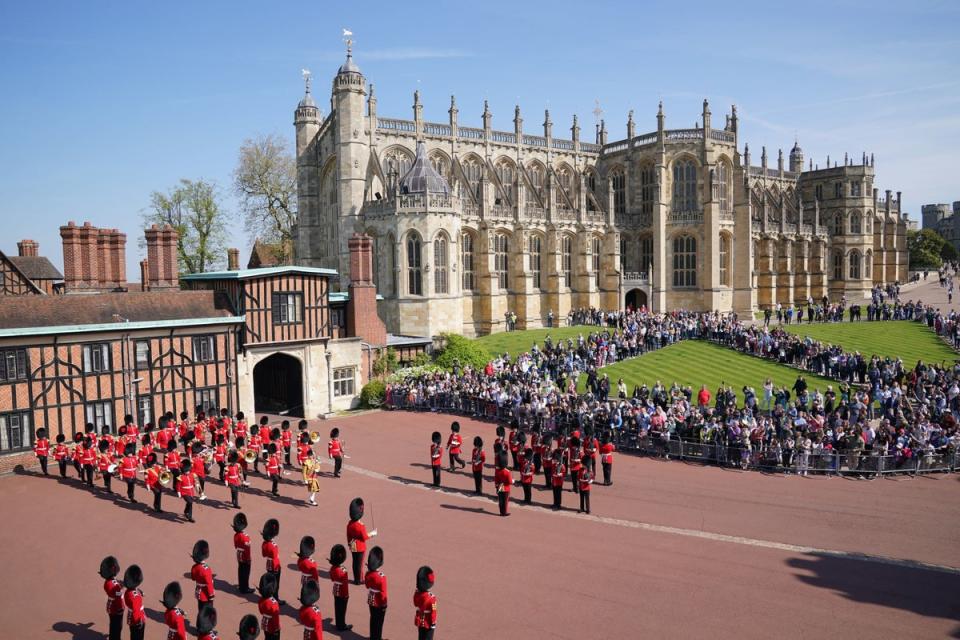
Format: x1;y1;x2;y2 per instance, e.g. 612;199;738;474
555;166;573;206
494;233;509;290
429;153;448;179
529;235;543;289
672;235;697;287
639;235;653;273
639;164;655;215
585;169;598;211
460;157;483;202
562;235;573;288
850;211;862;234
719;234;730;286
672;160;698;212
495;159;515;203
833;213;844;236
384;148;413;193
461;232;474;291
865;250;873;279
832;250;844;281
433;235;448;294
611;169;626;215
592;236;602;288
406;233;422;295
714;162;730;213
526;163;545;206
849;250;861;280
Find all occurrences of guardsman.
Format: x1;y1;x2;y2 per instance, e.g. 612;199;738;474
494;425;506;453
53;433;69;478
257;572;281;640
98;439;115;494
248;423;263;474
578;456;594;514
413;566;438;640
584;429;599;473
304;452;321;506
508;420;520;470
164;439;180;478
155;418;171;452
34;427;50;475
297;432;312;469
232;512;254;593
328;427;345;478
234;412;248;441
100;555;124;640
540;434;554;489
226;450;242;508
520;447;535;504
266;443;281;496
122;564;145;640
235;436;251;486
430;431;443;487
261;518;285;605
190;441;208;500
213;434;227;483
599;431;616;485
190;539;216;619
567;436;582;494
347;497;377;584
237;614;260;640
137;433;154;470
115;426;128;459
329;544;353;631
176;458;197;523
144;452;164;513
446;421;466;471
196;605;219;640
494;451;512;516
551;449;566;510
470;436;485;495
119;443;138;502
297;535;320;587
123;414;139;441
280;420;293;467
162;581;187;640
364;546;388;640
81;437;97;486
530;427;542;473
298;579;323;640
71;432;84;479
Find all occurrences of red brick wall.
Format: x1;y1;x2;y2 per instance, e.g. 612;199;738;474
346;233;387;347
145;224;179;289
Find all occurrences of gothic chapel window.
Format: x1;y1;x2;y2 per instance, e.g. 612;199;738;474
434;235;449;295
672;160;697;212
407;233;422;296
461;232;474;291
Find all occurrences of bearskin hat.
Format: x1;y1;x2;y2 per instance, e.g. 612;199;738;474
495;451;509;469
270;427;281;442
299;578;320;607
179;458;192;472
298;535;315;558
197;605;218;634
261;518;280;540
73;431;84;444
98;439;110;453
416;566;435;592
328;543;347;566
191;441;203;454
450;421;460;433
330;427;340;438
162;581;182;609
145;452;158;466
431;431;442;444
524;447;533;458
496;425;506;437
366;546;383;572
237;614;260;640
349;497;364;521
258;572;277;598
98;555;119;579
36;427;47;440
236;411;246;421
191;539;210;563
249;424;259;436
166;440;177;452
228;449;239;464
124;442;136;457
141;434;151;446
268;442;278;455
122;564;143;589
298;432;309;445
259;416;270;426
473;435;483;448
232;512;248;532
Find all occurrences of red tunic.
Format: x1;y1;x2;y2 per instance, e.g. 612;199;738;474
258;597;281;634
155;429;170;450
81;446;97;466
262;540;280;573
145;465;161;491
578;467;593;492
137;444;153;467
600;442;616;464
226;463;241;487
328;438;343;458
164;450;180;471
494;467;512;494
330;564;349;599
413;590;438;629
176;472;195;498
446;433;462;455
214;443;226;463
520;460;534;485
298;556;319;585
551;463;566;488
98;452;114;473
430;443;442;467
191;454;206;478
53;443;68;461
567;447;582;471
120;455;138;480
365;570;388;608
281;430;292;448
165;607;186;640
34;437;50;458
266;454;280;477
346;520;369;553
471;447;485;473
104;578;124;614
297;443;312;464
234;531;251;564
123;587;144;627
191;561;215;602
298;604;323;640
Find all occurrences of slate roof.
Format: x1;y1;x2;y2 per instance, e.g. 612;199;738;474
8;255;63;281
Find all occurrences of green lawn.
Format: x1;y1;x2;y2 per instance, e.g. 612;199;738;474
475;325;600;357
779;321;957;366
577;340;836;396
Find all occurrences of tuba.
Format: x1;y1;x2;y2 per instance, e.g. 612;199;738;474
159;470;173;487
309;431;322;444
243;449;257;463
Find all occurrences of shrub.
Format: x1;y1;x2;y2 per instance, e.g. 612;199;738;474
433;333;491;372
360;380;386;408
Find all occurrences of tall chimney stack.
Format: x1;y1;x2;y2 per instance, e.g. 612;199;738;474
144;224;180;289
228;248;240;271
346;233;386;347
140;259;150;292
17;239;38;257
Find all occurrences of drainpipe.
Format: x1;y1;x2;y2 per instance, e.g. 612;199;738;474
325;350;333;416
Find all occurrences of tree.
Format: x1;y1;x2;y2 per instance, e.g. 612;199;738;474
144;179;229;274
233;134;297;263
940;241;958;263
907;229;945;270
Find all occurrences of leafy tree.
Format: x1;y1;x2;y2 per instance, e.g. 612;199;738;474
144;179;229;273
434;333;491;371
233;134;297;263
372;347;399;379
907;229;945;270
940;241;958;262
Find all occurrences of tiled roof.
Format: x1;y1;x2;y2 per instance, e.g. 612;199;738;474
0;290;236;331
8;255;63;280
247;240;291;269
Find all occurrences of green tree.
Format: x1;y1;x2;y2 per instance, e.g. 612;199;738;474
372;347;399;379
907;229;945;270
233;134;297;263
145;179;230;274
940;241;958;262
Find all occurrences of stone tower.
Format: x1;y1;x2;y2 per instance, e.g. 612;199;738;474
789;140;804;173
294;71;321;267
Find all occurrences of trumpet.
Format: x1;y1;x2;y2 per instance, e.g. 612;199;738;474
243;449;257;463
159;471;173;487
309;431;322;444
201;448;215;464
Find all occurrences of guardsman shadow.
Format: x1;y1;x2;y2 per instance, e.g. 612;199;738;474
50;620;100;639
144;606;197;636
242;485;311;508
322;616;365;639
390;473;562;511
440;503;498;516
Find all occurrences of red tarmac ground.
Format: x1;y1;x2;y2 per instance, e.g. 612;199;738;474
1;410;958;639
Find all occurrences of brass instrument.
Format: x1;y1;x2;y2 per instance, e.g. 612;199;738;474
243;449;257;463
159;470;173;487
201;448;215;464
309;431;322;444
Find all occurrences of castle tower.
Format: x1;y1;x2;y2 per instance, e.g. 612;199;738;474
294;70;321;266
789;140;804;173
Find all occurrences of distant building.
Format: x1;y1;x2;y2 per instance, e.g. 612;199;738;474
921;201;960;251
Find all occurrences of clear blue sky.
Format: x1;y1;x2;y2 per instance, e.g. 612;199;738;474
1;0;958;277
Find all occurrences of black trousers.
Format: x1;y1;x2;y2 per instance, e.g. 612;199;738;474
497;491;509;515
552;485;562;509
73;459;83;478
449;452;465;470
218;461;225;482
103;471;113;493
198;476;205;495
579;491;591;513
269;569;282;601
419;628;436;640
334;596;349;629
129;622;144;640
198;598;213;619
183;495;194;520
284;445;291;465
431;465;441;487
238;561;251;592
265;632;280;640
152;487;162;512
473;470;482;494
369;605;387;640
532;452;542;474
351;551;364;584
107;613;122;640
38;456;48;475
58;459;68;478
522;483;532;504
230;485;240;507
569;469;579;493
270;475;279;495
602;462;612;485
543;468;552;489
334;455;343;477
125;478;136;501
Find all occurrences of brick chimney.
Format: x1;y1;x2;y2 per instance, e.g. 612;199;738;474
346;233;387;346
228;248;240;271
139;259;150;292
96;228;127;290
60;221;102;292
144;224;179;289
17;239;38;257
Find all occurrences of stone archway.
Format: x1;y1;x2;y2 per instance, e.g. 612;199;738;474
625;288;648;311
253;353;304;417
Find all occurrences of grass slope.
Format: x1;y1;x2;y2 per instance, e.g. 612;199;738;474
475;326;597;357
778;321;957;366
578;341;836;395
